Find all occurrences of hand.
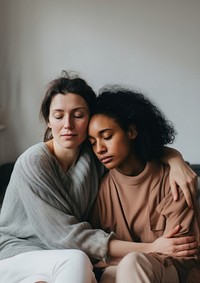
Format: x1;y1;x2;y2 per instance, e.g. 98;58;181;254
169;158;197;209
151;225;198;257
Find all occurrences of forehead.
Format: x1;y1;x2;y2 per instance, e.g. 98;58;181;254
50;93;88;109
89;114;120;133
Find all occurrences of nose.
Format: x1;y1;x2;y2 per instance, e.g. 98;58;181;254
64;115;73;129
96;141;107;155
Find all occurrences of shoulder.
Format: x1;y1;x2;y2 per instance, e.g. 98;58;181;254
14;142;54;176
81;141;105;177
147;161;170;194
98;171;113;197
149;160;170;176
18;142;50;163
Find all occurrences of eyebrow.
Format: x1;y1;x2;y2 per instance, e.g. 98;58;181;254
52;107;87;112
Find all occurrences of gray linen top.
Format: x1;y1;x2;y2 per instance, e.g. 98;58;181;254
0;142;112;261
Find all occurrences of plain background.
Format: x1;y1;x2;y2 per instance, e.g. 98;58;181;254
0;0;199;165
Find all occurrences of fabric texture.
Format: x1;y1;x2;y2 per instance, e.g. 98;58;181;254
100;252;179;283
96;161;200;282
0;249;97;283
0;142;112;261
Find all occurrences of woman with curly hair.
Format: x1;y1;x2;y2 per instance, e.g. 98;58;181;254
88;87;200;283
0;71;197;283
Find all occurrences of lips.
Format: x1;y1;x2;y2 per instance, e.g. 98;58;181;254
62;134;76;136
61;133;77;139
100;156;113;164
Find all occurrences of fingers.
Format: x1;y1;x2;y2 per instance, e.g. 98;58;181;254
171;236;198;257
179;175;197;209
180;169;198;209
181;185;193;209
170;181;179;202
164;225;181;238
169;160;198;209
174;241;198;257
188;175;198;198
175;247;198;257
172;235;196;245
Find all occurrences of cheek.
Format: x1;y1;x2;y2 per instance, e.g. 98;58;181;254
79;118;89;132
121;141;132;156
48;121;59;131
48;120;62;133
48;117;57;128
116;137;132;154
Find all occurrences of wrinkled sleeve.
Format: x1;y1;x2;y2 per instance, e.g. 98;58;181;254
155;188;200;280
14;152;113;261
156;189;199;237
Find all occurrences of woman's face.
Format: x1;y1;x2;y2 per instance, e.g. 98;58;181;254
48;93;90;149
88;114;137;172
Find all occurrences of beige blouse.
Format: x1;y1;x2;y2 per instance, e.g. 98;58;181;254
96;161;200;282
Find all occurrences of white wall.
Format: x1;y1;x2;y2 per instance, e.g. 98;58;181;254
0;0;199;164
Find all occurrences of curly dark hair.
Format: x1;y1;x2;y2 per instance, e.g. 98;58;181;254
40;71;96;141
92;86;176;161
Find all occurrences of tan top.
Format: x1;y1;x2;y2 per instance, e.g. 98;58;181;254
96;161;200;282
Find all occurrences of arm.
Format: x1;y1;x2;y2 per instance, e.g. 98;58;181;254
93;226;197;267
90;191;197;262
15;152;113;261
148;225;198;257
162;146;197;208
108;227;197;259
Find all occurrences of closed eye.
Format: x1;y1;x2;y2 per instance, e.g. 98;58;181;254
74;114;84;118
90;142;96;147
73;110;87;119
54;115;64;120
88;138;96;147
104;135;112;140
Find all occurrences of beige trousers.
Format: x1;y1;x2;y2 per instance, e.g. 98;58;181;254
100;252;179;283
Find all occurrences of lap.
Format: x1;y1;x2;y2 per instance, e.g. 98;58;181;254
0;249;93;283
100;252;179;283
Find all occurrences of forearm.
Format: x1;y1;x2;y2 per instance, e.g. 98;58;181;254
161;146;183;166
107;233;198;261
108;239;151;258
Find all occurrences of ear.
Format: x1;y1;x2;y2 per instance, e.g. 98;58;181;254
128;124;137;140
48;122;52;129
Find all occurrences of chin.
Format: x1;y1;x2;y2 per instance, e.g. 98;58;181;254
104;163;116;170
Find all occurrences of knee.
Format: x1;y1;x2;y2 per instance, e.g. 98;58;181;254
61;249;93;272
54;249;94;278
118;251;154;274
118;252;143;269
117;252;155;282
70;250;91;266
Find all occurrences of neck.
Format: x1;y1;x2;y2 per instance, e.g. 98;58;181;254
46;139;80;172
117;153;146;176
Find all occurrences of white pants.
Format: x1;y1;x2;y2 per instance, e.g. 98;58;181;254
0;249;97;283
100;252;179;283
